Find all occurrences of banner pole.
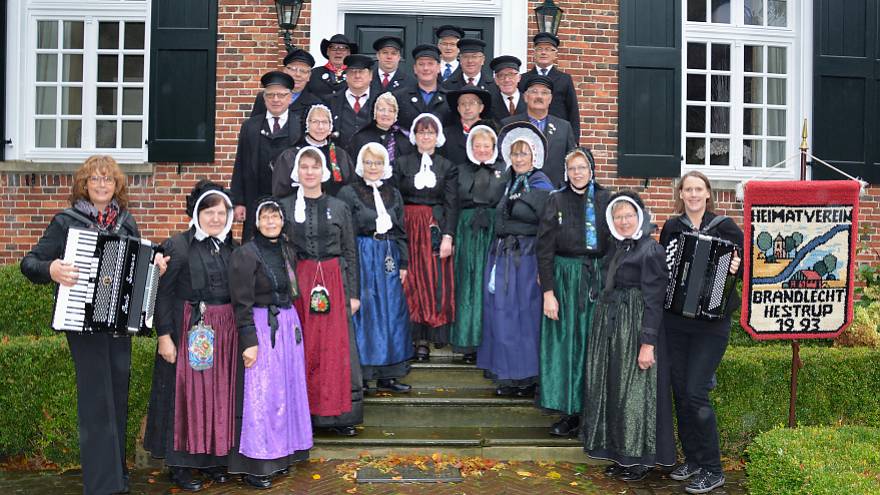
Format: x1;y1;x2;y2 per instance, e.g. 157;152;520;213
787;119;810;428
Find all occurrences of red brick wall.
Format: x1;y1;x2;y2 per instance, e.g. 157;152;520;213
2;0;878;273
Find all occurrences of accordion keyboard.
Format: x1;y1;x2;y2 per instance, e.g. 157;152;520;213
53;228;100;332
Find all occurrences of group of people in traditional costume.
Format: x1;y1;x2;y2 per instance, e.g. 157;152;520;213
21;24;743;495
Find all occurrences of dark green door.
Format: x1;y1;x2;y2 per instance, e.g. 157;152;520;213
344;14;494;75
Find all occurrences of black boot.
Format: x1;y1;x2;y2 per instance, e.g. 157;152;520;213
549;414;580;437
200;466;230;483
619;465;653;482
243;474;272;489
169;467;203;492
377;378;412;392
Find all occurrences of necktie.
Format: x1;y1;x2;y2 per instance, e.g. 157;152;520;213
540;68;547;76
507;96;516;115
443;63;452;80
272;116;280;134
467;77;475;86
353;94;362;113
382;73;390;88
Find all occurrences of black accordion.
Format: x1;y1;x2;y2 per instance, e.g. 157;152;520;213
664;232;736;320
52;227;160;335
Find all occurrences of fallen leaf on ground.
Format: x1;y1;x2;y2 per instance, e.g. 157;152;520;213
516;470;534;477
546;471;561;479
312;474;321;480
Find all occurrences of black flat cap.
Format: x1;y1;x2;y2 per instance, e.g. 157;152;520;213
490;55;522;73
447;88;492;116
283;49;315;68
533;32;560;47
436;25;465;39
412;44;441;62
373;36;404;52
457;38;486;54
320;34;358;58
344;54;375;70
260;70;295;90
524;74;554;92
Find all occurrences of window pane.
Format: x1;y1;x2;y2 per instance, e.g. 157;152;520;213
98;55;118;82
768;47;786;73
686;105;706;132
768;109;785;136
99;22;119;49
744;77;763;103
35;119;56;147
122;121;142;148
710;106;729;133
686;138;706;165
97;88;118;115
35;87;57;115
743;139;763;167
711;0;730;23
767;78;786;104
687;43;707;69
122;88;143;115
711;75;730;102
37;54;58;82
96;120;118;148
123;55;144;82
768;0;787;27
711;44;730;71
744;108;763;135
767;140;785;166
745;0;763;25
62;54;83;82
124;22;145;49
62;87;83;115
744;45;763;72
37;21;58;49
688;0;707;22
61;120;82;148
687;74;706;101
709;138;730;165
63;21;84;50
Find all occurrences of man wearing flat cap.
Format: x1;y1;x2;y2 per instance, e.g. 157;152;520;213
370;36;415;95
393;44;451;131
436;25;464;82
440;87;493;165
441;38;495;93
251;48;322;123
232;71;301;240
502;75;575;187
520;32;581;144
309;33;358;100
489;55;527;122
326;54;376;151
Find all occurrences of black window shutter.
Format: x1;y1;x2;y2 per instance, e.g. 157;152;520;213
617;0;681;178
813;0;879;183
148;0;217;163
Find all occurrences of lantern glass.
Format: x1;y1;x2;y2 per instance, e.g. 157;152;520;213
275;0;304;31
534;0;564;36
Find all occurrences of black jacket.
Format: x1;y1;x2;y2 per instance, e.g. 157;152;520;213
440;67;496;93
371;68;416;96
520;65;581;143
489;88;527;123
393;85;452;131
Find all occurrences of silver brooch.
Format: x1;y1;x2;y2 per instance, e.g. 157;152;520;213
322;73;329;80
411;96;418;103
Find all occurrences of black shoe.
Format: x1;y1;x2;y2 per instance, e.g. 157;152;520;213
377;378;412;393
495;385;516;396
328;425;358;436
243;474;272;489
515;384;536;398
685;471;725;494
619;465;652;482
462;352;476;364
415;345;430;362
201;467;231;483
169;467;203;492
549;414;580;437
603;464;626;478
669;462;701;481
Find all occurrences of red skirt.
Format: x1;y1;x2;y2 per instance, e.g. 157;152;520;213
403;204;455;327
294;257;353;417
173;303;237;456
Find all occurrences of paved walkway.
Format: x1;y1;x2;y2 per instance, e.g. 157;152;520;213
0;459;747;494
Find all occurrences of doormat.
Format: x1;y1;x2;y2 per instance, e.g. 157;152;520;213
356;463;463;483
740;180;860;340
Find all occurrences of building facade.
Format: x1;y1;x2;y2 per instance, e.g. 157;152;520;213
1;0;878;266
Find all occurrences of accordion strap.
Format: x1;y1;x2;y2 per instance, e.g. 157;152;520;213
59;208;130;234
680;213;728;234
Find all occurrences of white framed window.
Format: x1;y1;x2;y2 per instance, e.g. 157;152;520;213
682;0;806;180
5;0;150;164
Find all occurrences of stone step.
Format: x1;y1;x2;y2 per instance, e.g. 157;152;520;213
363;389;552;427
406;357;493;390
312;426;594;463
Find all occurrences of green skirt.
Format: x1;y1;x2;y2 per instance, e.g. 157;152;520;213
539;256;600;415
450;207;496;348
582;287;658;463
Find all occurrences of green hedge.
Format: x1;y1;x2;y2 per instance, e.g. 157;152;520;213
0;265;56;337
746;426;880;494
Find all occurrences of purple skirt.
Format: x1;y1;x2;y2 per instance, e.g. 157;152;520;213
238;306;313;460
477;236;542;381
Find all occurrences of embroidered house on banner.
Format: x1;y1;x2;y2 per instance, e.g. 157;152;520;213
741;180;861;340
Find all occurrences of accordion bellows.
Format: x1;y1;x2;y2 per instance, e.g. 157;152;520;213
664;231;737;320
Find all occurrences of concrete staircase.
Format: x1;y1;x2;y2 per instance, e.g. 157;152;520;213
312;347;586;462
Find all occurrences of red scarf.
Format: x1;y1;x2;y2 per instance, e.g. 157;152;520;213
324;62;346;78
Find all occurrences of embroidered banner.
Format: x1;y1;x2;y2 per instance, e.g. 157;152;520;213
741;180;860;340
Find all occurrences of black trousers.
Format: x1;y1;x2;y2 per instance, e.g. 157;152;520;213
666;329;728;475
67;333;131;494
